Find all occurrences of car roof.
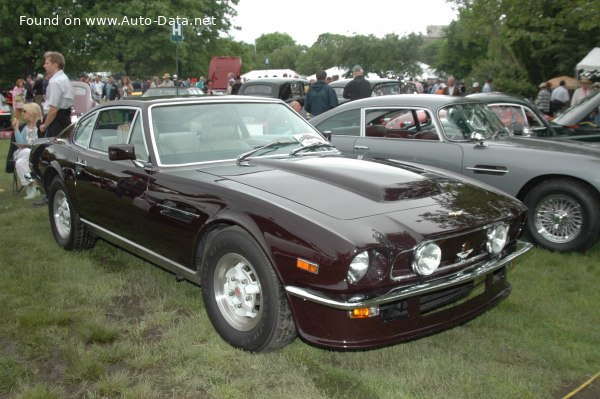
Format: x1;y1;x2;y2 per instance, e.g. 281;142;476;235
87;95;286;111
467;92;533;105
330;93;479;108
242;78;306;85
328;78;400;88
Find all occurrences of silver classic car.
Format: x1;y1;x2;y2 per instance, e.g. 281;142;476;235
310;94;600;253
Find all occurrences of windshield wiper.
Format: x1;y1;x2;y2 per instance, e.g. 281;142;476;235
236;140;298;165
289;142;338;156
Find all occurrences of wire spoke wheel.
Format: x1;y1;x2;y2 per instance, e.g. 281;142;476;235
534;194;583;244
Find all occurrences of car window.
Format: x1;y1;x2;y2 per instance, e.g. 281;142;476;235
151;102;321;165
89;109;137;152
128;114;148;161
371;82;400;96
242;85;274;96
314;109;360;136
73;113;97;147
364;108;437;140
439;103;507;141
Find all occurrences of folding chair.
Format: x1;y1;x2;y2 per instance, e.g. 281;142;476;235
5;131;24;196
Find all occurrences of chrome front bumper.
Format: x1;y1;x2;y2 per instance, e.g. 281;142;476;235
285;240;533;310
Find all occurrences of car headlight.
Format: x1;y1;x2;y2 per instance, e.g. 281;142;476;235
486;223;509;254
347;251;369;284
412;243;442;276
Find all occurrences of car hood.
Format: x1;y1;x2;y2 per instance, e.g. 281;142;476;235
199;156;520;223
495;135;600;156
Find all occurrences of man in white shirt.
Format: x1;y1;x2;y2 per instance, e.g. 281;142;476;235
571;77;591;106
550;80;570;115
90;75;104;103
40;51;74;138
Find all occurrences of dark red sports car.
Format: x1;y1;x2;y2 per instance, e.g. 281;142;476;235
30;96;531;351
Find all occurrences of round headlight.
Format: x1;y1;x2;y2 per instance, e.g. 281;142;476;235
412;243;442;276
347;251;369;284
486;224;509;254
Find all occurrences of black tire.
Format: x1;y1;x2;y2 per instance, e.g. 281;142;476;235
48;177;96;251
523;179;600;252
200;226;296;352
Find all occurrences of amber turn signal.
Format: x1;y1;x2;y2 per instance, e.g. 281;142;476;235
297;258;319;274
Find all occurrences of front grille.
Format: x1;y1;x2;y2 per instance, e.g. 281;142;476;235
380;280;477;322
391;227;491;281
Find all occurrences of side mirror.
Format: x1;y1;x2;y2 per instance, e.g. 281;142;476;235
321;131;332;141
108;144;136;161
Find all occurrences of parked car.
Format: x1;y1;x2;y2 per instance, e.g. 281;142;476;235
141;87;204;97
469;92;600;142
30;96;531;351
310;94;600;252
71;81;97;122
552;90;600;140
329;78;417;105
237;78;306;104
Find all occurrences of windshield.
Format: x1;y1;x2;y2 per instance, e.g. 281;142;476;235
150;102;328;165
438;103;508;140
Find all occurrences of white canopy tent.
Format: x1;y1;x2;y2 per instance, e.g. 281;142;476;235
576;47;600;78
241;69;301;81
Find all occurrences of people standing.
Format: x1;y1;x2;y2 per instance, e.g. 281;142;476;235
11;79;25;121
33;73;45;109
39;51;73;138
534;82;552;116
482;79;493;93
11;102;43;199
442;76;461;96
550;80;570;115
120;76;134;98
343;65;371;101
160;73;174;87
304;69;338;116
25;75;35;103
571;77;592;106
90;75;104;103
102;75;120;101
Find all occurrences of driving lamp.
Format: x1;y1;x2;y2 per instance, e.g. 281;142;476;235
486;223;509;254
347;251;369;284
412;243;442;276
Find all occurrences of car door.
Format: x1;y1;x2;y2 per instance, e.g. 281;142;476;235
351;107;465;173
74;107;150;238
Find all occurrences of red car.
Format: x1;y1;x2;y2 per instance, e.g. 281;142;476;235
30;96;531;351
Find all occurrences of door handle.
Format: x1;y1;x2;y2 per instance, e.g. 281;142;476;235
354;145;370;150
75;160;87;167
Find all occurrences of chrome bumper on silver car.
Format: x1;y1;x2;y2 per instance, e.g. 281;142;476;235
285;241;533;311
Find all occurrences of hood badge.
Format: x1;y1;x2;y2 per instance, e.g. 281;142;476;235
448;210;464;217
456;242;473;262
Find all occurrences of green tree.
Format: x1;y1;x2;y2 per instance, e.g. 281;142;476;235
1;0;239;86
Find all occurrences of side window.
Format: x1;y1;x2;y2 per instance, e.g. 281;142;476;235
89;109;137;152
129;114;148;161
364;108;436;140
73;114;97;147
524;108;544;128
489;104;527;131
314;109;360;136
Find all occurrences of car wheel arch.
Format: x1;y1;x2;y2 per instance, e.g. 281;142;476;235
518;175;600;251
516;173;600;203
195;218;278;282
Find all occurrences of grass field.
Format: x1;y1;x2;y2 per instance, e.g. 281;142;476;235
0;138;599;399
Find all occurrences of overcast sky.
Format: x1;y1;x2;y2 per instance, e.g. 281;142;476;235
228;0;458;46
